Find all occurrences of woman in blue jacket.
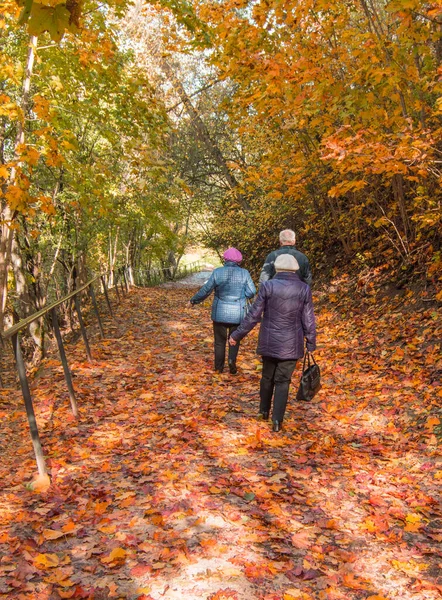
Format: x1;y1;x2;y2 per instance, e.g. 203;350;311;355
190;248;256;374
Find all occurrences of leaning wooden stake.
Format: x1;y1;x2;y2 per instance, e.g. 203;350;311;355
51;307;78;417
11;332;47;476
89;284;104;339
74;294;92;361
101;275;113;317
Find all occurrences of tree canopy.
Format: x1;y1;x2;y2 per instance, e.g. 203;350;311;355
1;0;441;336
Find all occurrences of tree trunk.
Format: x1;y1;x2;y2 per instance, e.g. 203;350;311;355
392;174;410;249
10;236;44;360
0;35;37;332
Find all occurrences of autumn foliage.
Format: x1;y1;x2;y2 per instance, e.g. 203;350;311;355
0;283;441;599
192;0;441;280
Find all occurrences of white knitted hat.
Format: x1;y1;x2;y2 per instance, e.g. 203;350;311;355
274;254;300;272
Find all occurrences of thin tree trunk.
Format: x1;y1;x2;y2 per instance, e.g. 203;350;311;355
326;195;352;255
0;35;37;331
392;174;410;249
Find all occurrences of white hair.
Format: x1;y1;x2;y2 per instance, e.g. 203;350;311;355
279;229;296;245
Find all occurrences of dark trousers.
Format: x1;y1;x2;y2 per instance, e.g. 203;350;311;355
213;322;240;371
260;357;297;422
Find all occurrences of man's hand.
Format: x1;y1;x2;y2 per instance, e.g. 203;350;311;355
188;301;195;307
229;337;237;346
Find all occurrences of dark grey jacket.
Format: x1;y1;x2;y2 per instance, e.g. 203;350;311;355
230;272;316;360
259;245;312;286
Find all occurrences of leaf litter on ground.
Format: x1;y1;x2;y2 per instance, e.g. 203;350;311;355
0;282;441;600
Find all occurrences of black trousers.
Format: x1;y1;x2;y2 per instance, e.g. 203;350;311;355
213;322;240;371
260;357;297;422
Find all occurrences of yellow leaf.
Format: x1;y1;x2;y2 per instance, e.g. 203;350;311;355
425;416;440;430
33;94;52;120
34;553;60;569
100;547;127;564
405;513;421;524
361;517;377;532
284;590;305;599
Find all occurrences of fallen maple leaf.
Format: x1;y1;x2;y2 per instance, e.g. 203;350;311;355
130;564;152;577
286;566;323;581
342;573;372;590
62;521;78;533
58;590;75;599
291;531;312;549
100;547;127;565
283;590;313;600
425;416;440;431
207;590;239;600
42;529;65;540
34;553;60;569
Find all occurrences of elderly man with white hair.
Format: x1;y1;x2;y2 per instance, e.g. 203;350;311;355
259;229;312;286
229;253;316;432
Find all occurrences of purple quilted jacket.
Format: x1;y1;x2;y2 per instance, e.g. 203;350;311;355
230;272;316;360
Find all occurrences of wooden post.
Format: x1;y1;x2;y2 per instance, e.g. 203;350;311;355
51;307;78;417
122;268;129;292
74;293;92;361
100;275;113;318
112;271;120;302
119;269;126;295
88;284;104;339
11;332;47;476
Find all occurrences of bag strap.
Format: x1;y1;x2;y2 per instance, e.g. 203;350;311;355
302;351;309;370
307;351;317;366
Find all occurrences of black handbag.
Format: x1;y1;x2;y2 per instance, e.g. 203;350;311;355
296;352;321;401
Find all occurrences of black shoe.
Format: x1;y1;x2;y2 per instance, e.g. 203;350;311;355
228;361;237;374
215;367;224;373
258;411;269;420
272;420;282;432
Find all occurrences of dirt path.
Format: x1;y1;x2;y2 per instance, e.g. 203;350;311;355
0;283;440;600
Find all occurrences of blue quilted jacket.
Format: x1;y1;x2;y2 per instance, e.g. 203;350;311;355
230;272;316;359
190;262;256;324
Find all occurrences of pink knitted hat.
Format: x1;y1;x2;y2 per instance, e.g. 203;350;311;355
223;247;243;263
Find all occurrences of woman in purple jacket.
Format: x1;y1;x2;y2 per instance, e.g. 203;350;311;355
229;254;316;432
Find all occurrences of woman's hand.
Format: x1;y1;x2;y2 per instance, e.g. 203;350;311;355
229;336;237;346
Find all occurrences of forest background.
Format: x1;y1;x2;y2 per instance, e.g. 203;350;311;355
0;0;441;355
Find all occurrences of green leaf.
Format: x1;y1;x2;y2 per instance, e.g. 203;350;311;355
28;2;71;42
